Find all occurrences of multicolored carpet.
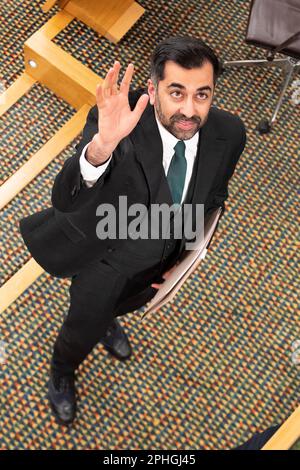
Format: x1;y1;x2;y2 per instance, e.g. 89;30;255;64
0;0;299;450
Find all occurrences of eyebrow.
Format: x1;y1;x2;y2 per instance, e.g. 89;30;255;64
167;83;212;93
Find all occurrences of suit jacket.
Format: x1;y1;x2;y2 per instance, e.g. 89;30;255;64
19;88;246;278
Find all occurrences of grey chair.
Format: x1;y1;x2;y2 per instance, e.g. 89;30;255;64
222;0;300;134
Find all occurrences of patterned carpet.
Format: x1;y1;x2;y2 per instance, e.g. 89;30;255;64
0;0;299;450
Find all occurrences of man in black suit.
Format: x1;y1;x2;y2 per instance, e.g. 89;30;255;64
19;36;246;425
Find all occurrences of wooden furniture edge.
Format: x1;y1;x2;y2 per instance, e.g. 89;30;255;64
262;405;300;450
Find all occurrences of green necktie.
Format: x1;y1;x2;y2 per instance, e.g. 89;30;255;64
167;140;187;205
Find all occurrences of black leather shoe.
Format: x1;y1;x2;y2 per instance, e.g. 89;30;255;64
47;370;76;426
99;318;132;361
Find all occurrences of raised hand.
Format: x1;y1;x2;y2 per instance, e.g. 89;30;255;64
87;61;149;166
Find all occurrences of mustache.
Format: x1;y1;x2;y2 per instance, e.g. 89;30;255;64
170;114;201;125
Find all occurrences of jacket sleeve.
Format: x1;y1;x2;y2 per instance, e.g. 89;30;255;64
207;118;246;219
51;105;99;212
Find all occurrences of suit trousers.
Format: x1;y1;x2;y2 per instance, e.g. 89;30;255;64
50;254;166;376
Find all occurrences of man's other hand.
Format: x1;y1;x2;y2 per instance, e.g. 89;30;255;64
151;262;180;290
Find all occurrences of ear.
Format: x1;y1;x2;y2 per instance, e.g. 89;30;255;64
147;78;156;105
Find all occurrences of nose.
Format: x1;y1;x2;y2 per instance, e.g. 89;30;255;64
180;97;196;119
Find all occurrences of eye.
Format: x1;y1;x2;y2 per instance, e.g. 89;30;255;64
197;92;208;100
170;90;182;98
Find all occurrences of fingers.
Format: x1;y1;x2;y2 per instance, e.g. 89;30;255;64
100;60;120;98
102;67;114;98
97;61;130;103
151;283;161;289
96;69;112;107
151;272;167;289
96;83;103;108
120;63;134;95
150;265;176;289
95;63;149;127
111;60;121;95
131;94;149;121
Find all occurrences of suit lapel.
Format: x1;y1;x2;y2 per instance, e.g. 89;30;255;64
191;110;228;205
130;103;165;204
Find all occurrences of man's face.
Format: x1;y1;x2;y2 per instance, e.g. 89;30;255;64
147;60;215;140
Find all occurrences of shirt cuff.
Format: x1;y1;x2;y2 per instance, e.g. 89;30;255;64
79;142;112;185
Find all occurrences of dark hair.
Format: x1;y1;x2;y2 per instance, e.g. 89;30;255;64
150;36;221;86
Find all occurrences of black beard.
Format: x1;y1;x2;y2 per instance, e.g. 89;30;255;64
154;96;202;140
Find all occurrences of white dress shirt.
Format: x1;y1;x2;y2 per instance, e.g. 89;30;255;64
79;113;199;203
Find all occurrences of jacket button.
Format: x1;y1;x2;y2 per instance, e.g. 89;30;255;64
107;247;114;252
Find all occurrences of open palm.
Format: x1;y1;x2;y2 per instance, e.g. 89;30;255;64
95;61;149;149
